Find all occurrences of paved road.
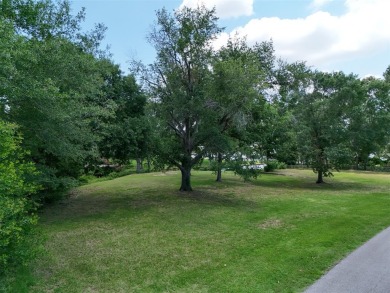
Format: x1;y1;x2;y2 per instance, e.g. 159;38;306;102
304;226;390;293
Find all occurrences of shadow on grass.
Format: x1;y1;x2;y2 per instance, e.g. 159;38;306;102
174;187;258;208
40;170;386;224
249;172;375;193
40;183;257;224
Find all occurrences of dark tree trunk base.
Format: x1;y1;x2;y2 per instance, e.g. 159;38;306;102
179;168;192;191
316;171;324;184
146;157;151;172
136;158;143;173
216;170;222;182
216;152;222;182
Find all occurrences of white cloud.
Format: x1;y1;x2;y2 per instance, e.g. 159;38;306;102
310;0;334;10
179;0;253;19
216;0;390;73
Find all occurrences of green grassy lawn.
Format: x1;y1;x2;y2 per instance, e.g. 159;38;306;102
9;170;390;292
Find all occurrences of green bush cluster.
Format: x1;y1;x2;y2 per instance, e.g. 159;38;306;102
264;160;287;172
0;121;39;275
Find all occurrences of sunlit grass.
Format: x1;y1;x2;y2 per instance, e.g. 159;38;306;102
9;170;390;292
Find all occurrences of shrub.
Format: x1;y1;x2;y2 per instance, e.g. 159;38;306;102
264;160;287;172
0;121;40;275
227;161;262;181
108;168;134;179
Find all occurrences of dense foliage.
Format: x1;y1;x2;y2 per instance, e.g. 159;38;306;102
1;0;146;200
0;0;146;273
136;6;224;190
0;120;39;274
0;0;389;277
136;6;389;187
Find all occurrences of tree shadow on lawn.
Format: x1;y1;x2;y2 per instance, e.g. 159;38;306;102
249;172;378;193
39;183;257;224
40;171;385;224
174;187;259;208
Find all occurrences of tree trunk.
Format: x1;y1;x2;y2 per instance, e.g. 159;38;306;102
179;167;192;191
136;158;143;173
146;157;151;172
354;154;359;170
216;152;222;182
316;149;325;183
316;170;324;184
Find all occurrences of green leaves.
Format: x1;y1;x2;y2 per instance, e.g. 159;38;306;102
283;69;390;181
0;0;117;197
0;120;39;273
290;71;359;182
144;6;279;188
97;66;150;165
144;6;225;190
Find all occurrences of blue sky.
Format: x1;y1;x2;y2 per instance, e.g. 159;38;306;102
71;0;390;78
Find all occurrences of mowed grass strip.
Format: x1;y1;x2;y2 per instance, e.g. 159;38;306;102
15;170;390;292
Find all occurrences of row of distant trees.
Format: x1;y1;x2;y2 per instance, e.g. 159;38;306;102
137;6;390;188
1;0;389;273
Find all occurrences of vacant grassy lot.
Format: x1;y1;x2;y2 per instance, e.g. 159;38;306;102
10;170;390;292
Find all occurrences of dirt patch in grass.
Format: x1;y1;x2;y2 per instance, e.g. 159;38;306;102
258;218;286;229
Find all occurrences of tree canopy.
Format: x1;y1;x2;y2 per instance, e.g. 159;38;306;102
0;0;148;198
1;2;389;195
1;2;390;277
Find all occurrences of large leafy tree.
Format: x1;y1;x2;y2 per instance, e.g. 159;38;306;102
293;71;356;183
246;102;297;165
99;65;150;169
137;6;223;191
208;37;270;181
1;0;105;54
0;0;115;197
346;76;390;169
139;6;272;190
